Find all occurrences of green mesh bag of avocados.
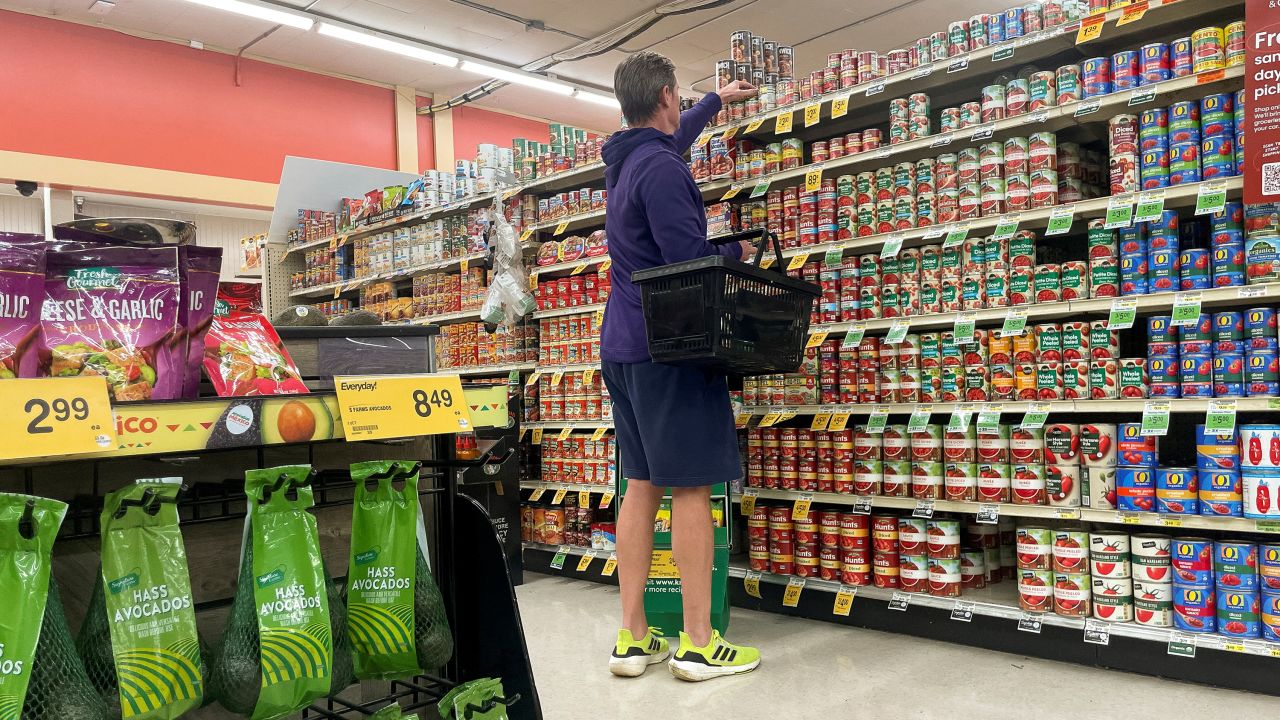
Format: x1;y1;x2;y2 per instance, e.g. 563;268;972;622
1;493;108;720
208;466;353;720
75;478;206;720
345;461;452;680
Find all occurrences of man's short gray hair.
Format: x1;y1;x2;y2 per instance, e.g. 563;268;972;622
614;51;677;126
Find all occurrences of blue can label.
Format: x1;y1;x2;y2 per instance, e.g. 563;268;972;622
1148;355;1179;383
1147;315;1175;341
1262;591;1280;641
1214;311;1244;340
1217;589;1261;638
1174;585;1217;632
1246;307;1278;342
1261;547;1280;592
1182;382;1214;398
1215;541;1258;591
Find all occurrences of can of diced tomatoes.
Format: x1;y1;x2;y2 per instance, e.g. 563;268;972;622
1173;584;1216;633
1215;540;1259;591
1018;569;1055;612
1090;531;1131;578
873;551;901;588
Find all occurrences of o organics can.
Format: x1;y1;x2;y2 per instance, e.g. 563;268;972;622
1202;136;1236;179
1261;545;1280;591
1118;423;1157;466
1246;307;1279;348
1245;350;1279;396
1213;354;1245;397
1012;463;1047;504
1082;56;1112;98
1215;540;1259;591
1132;533;1174;583
1139;42;1170;84
1019;569;1055;612
1052;529;1090;573
1156;467;1199;515
1016;526;1054;570
1200;470;1243;517
1246;236;1280;283
1111;50;1140;90
1093;577;1134;622
1264;592;1280;640
1173;584;1217;633
1217;589;1261;638
1091;532;1131;578
1134;580;1173;627
1246;475;1280;520
1173;537;1214;586
1117;467;1156;512
1054;573;1092;617
1172;36;1193;76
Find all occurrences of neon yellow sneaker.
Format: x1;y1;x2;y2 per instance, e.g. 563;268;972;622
668;630;760;681
608;628;670;677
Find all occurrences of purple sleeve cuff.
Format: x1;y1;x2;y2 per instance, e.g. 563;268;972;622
673;93;723;151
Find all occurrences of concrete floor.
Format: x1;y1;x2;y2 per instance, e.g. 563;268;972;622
516;572;1279;719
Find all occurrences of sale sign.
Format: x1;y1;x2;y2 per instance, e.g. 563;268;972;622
1247;0;1280;203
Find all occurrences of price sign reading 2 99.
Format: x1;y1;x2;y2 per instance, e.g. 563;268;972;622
0;376;116;461
335;374;474;441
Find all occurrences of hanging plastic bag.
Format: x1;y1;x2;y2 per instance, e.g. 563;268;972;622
480;208;536;327
76;479;206;720
1;493;108;720
208;466;353;720
346;461;452;680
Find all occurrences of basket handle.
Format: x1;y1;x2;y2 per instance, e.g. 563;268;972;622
751;229;785;272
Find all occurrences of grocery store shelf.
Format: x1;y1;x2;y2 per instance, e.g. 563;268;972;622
443;361;536;377
726;564;1280;658
743;398;1280;417
697;66;1240;200
522;420;613;430
288;251;489;298
409;308;484;326
527;208;607;235
517;161;606;195
732;487;1280;535
284;193;499;255
532;253;610;277
522;541;599;556
532;361;601;374
808;282;1280;337
521;481;615;494
531;302;605;319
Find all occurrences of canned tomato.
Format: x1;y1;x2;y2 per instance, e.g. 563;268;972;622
1191;26;1225;74
1173;584;1216;632
1215;540;1259;591
1245;236;1280;283
1052;530;1090;573
1093;577;1134;622
1200;469;1243;517
1011;463;1047;505
1018;569;1055;612
1111;50;1139;90
1117;423;1157;466
1262;545;1280;591
1226;21;1245;66
1217;589;1260;638
1156;467;1199;515
883;461;911;497
1196;424;1240;471
927;557;962;597
1080;423;1117;468
1134;580;1173;627
1246;351;1280;396
1056;64;1082;103
898;517;929;554
1050;572;1091;617
1011;426;1044;464
1117;467;1156;513
1118;359;1149;399
900;555;930;593
1006;78;1030;116
1213;354;1245;397
1246;307;1279;347
1139;42;1170;84
1082;56;1112;98
1246;475;1280;520
926;519;961;559
1132;533;1173;583
1044;423;1080;464
1016;526;1053;570
1202;136;1236;180
1091;532;1131;578
1028;71;1056;110
1173;537;1214;586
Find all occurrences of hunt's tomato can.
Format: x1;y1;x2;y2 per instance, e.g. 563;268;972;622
1012;463;1047;505
1173;585;1216;632
1093;577;1135;622
1019;569;1055;612
1090;532;1131;578
1199;470;1242;517
873;553;900;588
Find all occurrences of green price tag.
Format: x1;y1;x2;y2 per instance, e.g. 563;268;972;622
1167;633;1197;658
867;407;889;434
881;234;905;259
1195;181;1227;215
1019;402;1051;430
1104;196;1134;229
1141;401;1171;436
992;214;1020;240
976;405;1002;435
943;225;968;248
953;312;976;342
1205;399;1237;436
946;406;973;433
907;405;932;433
1000;308;1028;337
1134;190;1166;224
1045;207;1075;236
1108;298;1138;330
1171;292;1202;327
750;179;772;199
824;248;844;267
550;546;570;570
885;320;910;345
992;46;1015;62
842;323;867;348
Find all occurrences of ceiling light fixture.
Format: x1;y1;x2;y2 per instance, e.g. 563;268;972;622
573;89;621;108
458;61;574;96
317;23;460;66
178;0;313;30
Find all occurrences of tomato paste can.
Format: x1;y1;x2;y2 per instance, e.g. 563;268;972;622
1131;534;1173;583
1052;572;1092;617
1139;42;1170;84
1200;469;1243;517
1215;540;1259;591
1116;467;1156;512
1081;56;1112;98
1018;569;1055;612
1173;537;1214;586
1052;530;1090;573
1218;589;1262;638
1172;584;1216;632
898;517;929;555
1191;26;1225;74
1093;576;1134;622
1091;532;1131;578
1156;467;1199;515
1171;36;1193;76
1011;463;1047;505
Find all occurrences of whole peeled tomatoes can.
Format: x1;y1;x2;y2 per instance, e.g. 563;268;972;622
1019;569;1055;612
1240;424;1280;469
1016;526;1054;570
1054;572;1092;617
1052;530;1090;573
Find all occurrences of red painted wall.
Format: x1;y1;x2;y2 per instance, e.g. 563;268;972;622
0;10;398;184
416;96;435;173
452;105;549;162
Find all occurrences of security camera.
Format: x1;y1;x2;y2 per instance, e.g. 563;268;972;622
15;181;37;197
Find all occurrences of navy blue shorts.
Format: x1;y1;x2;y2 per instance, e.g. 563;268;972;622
602;360;742;487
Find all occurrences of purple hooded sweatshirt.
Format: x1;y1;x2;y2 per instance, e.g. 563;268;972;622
600;93;743;364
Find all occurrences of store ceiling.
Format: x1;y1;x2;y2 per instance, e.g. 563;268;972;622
2;0;1016;132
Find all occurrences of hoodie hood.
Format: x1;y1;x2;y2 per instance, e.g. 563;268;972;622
603;127;672;184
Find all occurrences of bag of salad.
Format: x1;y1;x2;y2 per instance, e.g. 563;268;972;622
41;246;183;401
346;462;452;680
1;493;108;720
208;466;352;720
203;283;307;396
0;233;45;379
76;479;206;720
177;247;222;399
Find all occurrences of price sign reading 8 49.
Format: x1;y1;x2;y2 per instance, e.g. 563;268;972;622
335;374;474;440
0;376;116;460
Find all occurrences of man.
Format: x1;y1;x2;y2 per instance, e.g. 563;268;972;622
600;51;758;682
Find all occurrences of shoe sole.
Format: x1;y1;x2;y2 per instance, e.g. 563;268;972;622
668;657;761;682
609;648;671;677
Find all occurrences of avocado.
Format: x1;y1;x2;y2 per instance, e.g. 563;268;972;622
329;310;381;326
262;398;334;445
205;398;264;449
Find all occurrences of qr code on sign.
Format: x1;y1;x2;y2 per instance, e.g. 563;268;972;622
1265;162;1280;195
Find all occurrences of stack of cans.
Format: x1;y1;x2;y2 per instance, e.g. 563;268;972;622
1242;425;1280;521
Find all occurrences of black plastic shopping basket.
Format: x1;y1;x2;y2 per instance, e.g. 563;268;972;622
632;228;820;374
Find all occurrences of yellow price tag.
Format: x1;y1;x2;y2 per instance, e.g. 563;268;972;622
759;255;776;269
518;427;528;441
520;228;534;242
594;308;605;326
576;550;595;572
804;103;822;127
782;576;805;607
550;371;564;386
722;125;740;141
1223;640;1246;653
332;284;343;299
788;253;810;271
828;411;851;431
333;374;473;441
806;331;830;349
501;187;521;201
578;490;592;508
600;258;612;272
551;488;568;504
721;184;743;201
571;262;589;275
744;571;763;599
460;257;470;273
758;412;781;427
0;377;116;461
1076;14;1105;44
810;412;832;431
695;131;713;147
805;165;823;192
791;495;813;520
558;426;573;440
831;95;850;119
600;492;615;509
1160;516;1183;528
1115;0;1147;25
591;426;608;442
601;552;618;576
532;427;545;444
328;236;340;251
555;220;570;236
529;271;539;289
583;368;596;385
735;412;751;428
525;371;541;387
833;586;856;616
528;487;546;502
740;489;758;517
744;119;764;133
774;111;793;134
